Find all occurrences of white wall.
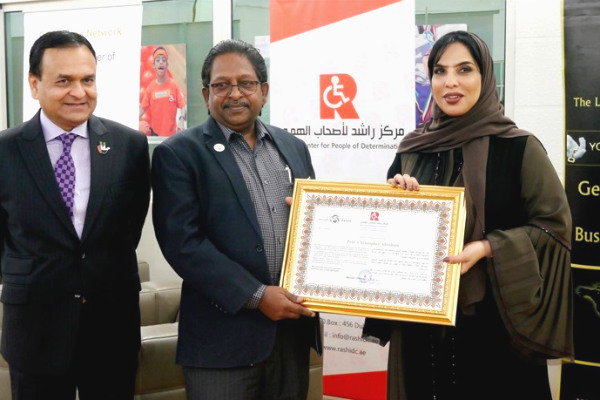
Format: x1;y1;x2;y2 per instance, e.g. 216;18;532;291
505;0;565;181
506;3;564;397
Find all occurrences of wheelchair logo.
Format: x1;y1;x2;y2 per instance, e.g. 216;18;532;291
320;74;359;119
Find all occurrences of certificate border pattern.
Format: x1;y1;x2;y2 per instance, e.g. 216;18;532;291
280;180;466;325
293;194;452;311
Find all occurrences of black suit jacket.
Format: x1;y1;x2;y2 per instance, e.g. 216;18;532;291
0;111;150;374
152;116;319;368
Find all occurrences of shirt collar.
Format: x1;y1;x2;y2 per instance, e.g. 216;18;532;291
40;110;89;143
216;119;270;143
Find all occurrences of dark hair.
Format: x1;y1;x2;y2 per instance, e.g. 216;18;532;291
201;39;267;88
427;30;483;79
153;46;168;57
29;30;96;78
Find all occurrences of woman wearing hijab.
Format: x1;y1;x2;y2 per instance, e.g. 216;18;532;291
363;31;573;400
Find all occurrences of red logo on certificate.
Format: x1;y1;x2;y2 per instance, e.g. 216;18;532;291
320;74;359;119
370;211;379;221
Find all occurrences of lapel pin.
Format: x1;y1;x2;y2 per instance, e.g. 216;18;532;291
213;143;225;152
97;141;110;154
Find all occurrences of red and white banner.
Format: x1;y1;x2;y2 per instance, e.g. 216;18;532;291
270;0;415;183
270;1;415;399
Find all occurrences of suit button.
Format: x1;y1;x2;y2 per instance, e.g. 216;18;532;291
81;253;86;259
256;244;263;252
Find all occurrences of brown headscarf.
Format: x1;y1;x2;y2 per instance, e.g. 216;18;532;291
397;31;531;245
384;33;573;357
396;32;535;310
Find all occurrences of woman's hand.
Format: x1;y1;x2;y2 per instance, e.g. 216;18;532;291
388;174;420;190
443;239;492;275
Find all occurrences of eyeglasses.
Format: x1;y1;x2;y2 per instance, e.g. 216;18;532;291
208;81;261;97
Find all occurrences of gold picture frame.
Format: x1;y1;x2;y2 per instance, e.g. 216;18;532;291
280;179;466;326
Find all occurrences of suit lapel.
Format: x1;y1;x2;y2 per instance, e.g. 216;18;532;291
16;112;79;238
203;119;262;237
267;126;304;179
81;116;112;243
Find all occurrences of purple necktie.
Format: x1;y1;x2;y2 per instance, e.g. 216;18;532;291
54;133;78;218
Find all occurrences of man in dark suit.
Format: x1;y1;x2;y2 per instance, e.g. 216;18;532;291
152;39;320;399
0;31;150;400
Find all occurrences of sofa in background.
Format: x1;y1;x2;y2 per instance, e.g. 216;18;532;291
0;261;324;400
135;279;185;399
135;278;324;400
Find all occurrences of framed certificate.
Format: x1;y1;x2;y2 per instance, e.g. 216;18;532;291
280;179;466;326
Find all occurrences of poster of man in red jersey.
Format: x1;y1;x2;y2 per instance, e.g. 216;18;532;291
139;43;187;137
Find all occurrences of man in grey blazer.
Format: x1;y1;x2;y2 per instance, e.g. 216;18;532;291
0;31;150;400
152;39;320;399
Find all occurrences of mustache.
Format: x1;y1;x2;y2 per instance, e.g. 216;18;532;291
223;100;250;108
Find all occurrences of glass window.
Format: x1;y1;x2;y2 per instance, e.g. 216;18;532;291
233;0;270;123
5;11;24;128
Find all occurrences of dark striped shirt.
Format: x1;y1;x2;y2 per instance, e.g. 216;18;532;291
217;120;293;307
